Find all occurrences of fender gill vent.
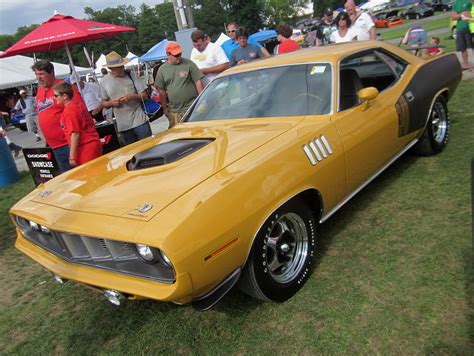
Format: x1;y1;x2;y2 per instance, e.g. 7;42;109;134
127;139;214;171
302;135;333;166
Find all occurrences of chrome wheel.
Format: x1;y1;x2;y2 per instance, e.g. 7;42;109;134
264;213;309;284
431;100;448;144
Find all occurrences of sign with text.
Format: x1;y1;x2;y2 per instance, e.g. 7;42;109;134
23;148;60;186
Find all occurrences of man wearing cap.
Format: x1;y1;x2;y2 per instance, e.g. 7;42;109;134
316;8;337;46
32;60;83;172
190;30;230;86
99;51;151;145
345;0;376;41
15;88;42;142
221;22;270;59
154;42;204;128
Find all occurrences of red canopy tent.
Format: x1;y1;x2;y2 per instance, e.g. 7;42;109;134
0;14;135;88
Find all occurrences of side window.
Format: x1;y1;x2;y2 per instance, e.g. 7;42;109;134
375;50;407;78
339;50;406;111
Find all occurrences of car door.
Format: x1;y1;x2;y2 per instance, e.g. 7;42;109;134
332;49;409;194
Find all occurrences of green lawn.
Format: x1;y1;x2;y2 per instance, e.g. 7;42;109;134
1;80;473;354
381;16;451;41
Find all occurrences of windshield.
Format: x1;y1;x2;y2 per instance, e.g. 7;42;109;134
185;63;332;122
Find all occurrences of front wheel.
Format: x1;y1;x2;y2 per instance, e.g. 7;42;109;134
413;95;449;156
239;198;316;302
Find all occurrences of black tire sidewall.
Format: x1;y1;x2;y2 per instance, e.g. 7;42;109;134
249;200;316;302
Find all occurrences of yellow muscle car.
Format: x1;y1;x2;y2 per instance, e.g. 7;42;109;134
10;41;461;310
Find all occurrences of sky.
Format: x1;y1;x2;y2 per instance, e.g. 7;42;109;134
0;0;163;35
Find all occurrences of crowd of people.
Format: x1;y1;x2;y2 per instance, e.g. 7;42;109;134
0;0;471;176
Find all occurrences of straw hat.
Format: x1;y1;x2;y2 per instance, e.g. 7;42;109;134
104;51;129;68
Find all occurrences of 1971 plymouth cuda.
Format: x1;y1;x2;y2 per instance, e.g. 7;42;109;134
10;41;461;310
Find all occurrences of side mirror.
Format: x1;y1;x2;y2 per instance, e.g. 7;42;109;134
358;87;379;111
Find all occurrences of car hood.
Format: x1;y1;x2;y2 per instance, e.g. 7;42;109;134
31;118;303;221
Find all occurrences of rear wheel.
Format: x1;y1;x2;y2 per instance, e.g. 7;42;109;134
239;198;316;302
413;95;449;156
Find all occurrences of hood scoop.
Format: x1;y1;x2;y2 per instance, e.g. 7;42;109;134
127;139;214;171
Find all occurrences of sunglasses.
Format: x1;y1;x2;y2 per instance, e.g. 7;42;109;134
166;52;181;57
227;29;236;33
53;93;61;97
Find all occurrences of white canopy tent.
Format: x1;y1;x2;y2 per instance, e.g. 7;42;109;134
215;33;230;47
0;55;90;90
94;51;139;75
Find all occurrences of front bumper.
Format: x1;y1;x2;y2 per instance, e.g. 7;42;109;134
15;230;194;304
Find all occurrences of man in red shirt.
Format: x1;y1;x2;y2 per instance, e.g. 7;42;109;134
32;61;83;172
275;24;300;54
53;82;102;167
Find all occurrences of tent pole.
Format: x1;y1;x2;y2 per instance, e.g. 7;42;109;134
65;41;83;96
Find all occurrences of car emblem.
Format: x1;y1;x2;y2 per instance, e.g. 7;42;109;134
38;190;52;198
137;203;153;213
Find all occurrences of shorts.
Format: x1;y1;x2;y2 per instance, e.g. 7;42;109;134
456;28;472;52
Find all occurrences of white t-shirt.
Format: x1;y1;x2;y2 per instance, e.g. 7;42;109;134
190;42;229;86
81;82;102;111
330;28;356;43
351;12;375;41
14;96;37;117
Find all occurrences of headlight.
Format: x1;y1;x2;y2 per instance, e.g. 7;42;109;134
29;221;40;231
134;243;161;264
159;250;173;269
134;244;173;269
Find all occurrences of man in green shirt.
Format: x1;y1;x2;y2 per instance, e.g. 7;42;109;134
452;0;473;70
155;42;204;128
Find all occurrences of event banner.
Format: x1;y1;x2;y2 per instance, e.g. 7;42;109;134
23;147;60;186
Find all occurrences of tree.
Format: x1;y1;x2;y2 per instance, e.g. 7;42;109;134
137;4;163;51
312;0;346;18
259;0;306;27
221;0;264;33
0;24;40;52
154;2;178;40
191;0;229;40
82;5;140;66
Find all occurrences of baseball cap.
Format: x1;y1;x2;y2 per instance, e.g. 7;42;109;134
166;42;183;56
325;8;333;16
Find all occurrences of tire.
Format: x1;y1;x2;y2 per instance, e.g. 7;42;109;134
416;14;420;20
452;27;457;40
405;14;410;20
413;95;449;156
239;198;317;302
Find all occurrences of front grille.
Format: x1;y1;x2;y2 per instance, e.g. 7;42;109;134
13;215;175;283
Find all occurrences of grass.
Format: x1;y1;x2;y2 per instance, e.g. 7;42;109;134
0;80;473;354
381;16;451;41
